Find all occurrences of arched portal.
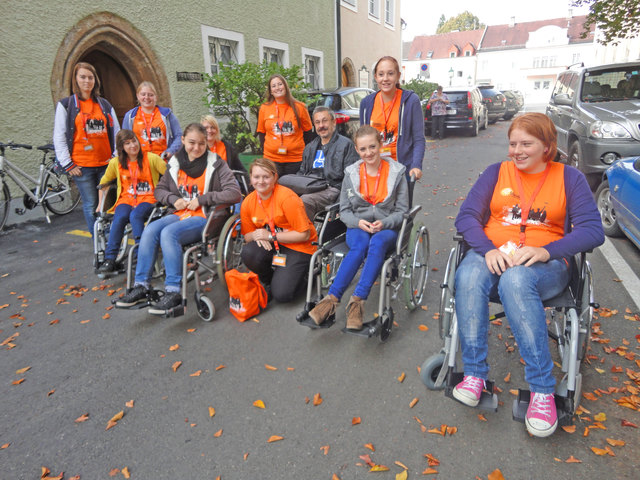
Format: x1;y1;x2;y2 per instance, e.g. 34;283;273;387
341;57;356;87
51;12;171;122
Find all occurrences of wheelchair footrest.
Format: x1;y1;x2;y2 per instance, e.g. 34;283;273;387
511;389;574;426
444;370;499;412
341;319;380;338
150;304;185;318
298;314;335;329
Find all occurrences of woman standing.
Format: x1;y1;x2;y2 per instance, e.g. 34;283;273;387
122;81;182;159
53;62;120;233
309;125;409;330
256;74;313;178
95;129;167;275
115;124;241;314
240;158;317;303
360;56;425;180
201;114;248;176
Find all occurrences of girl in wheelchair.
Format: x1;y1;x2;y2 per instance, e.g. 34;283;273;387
96;129;167;275
308;125;409;330
452;113;603;437
115;123;241;314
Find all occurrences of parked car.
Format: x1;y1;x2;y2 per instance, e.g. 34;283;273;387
306;87;374;140
595;156;640;249
546;61;640;189
424;86;488;137
501;90;522;120
477;86;507;124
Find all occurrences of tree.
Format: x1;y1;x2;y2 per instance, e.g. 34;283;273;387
437;14;446;31
436;11;484;34
204;63;310;153
402;78;439;101
572;0;640;45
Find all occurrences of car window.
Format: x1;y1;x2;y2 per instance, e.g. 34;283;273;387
351;90;370;108
341;93;356;109
583;66;640;101
445;92;468;103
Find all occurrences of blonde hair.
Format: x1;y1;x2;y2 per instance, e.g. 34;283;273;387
201;114;221;143
136;81;157;96
249;158;278;178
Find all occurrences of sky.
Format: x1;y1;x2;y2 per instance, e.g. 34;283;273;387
400;0;591;40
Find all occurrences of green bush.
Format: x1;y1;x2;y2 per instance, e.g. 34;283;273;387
403;78;439;101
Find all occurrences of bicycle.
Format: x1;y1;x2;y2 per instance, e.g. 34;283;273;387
0;142;80;232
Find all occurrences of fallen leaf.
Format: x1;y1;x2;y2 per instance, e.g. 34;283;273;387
594;412;607;422
397;372;406;383
15;366;31;374
418;324;429;331
509;389;519;396
565;456;582;463
122;466;131;479
253;399;265;409
427;425;446;436
109;411;124;423
488;469;506;480
352;417;361;425
446;426;458;436
1;443;9;449
80;319;90;324
395;460;409;470
243;452;249;460
102;313;110;319
606;438;625;447
332;475;340;480
320;445;330;455
48;389;55;396
503;372;511;383
369;465;389;472
75;413;89;423
561;425;576;434
313;393;323;406
621;419;638;428
109;468;120;476
364;443;375;451
267;435;284;443
214;429;223;437
49;319;60;325
12;378;25;385
359;454;375;467
125;400;134;408
477;414;487;421
172;361;182;372
169;344;179;351
591;446;609;456
395;469;408;480
190;370;202;377
422;467;438;474
187;328;196;333
265;364;278;371
424;453;440;466
209;406;216;417
215;364;226;371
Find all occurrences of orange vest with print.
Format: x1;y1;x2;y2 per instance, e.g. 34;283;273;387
209;141;227;162
359;160;389;205
71;98;111;167
257;101;312;163
240;184;317;255
117;154;156;207
133;107;167;156
369;89;402;161
484;161;566;249
173;170;207;219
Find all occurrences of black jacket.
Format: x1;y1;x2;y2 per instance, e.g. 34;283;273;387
299;130;359;189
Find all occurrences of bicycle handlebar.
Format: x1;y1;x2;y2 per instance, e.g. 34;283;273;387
37;144;55;152
0;142;33;150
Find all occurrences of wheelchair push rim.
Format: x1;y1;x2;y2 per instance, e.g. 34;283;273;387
402;221;430;310
216;214;243;286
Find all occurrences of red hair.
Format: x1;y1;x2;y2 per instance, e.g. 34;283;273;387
508;113;557;162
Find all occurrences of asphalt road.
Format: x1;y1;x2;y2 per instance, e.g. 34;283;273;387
2;121;639;479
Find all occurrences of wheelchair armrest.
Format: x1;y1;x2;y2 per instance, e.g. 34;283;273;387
202;204;232;242
395;205;422;255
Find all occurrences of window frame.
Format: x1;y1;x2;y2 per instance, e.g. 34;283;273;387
384;0;395;28
259;38;289;67
201;25;245;76
302;47;324;90
368;0;381;22
341;0;357;11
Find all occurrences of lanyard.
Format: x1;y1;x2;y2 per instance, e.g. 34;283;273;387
257;192;280;252
140;107;156;145
376;90;399;135
78;95;92;140
128;160;139;201
275;103;287;145
513;162;551;247
361;162;383;205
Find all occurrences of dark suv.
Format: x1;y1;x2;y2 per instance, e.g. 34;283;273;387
501;90;522;120
478;86;507;124
424;86;488;137
546;61;640;189
306;87;374;140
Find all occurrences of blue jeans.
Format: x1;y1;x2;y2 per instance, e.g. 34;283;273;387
134;214;206;291
73;165;107;233
104;202;154;260
455;249;570;394
328;228;398;301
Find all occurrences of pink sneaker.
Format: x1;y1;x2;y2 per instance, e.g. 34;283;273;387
526;392;558;437
452;376;484;407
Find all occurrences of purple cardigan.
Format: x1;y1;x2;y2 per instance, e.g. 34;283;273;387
454;162;604;260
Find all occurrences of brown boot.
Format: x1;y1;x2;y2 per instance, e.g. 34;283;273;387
309;294;339;325
346;296;364;330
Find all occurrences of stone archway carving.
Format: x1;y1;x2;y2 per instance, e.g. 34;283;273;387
341;57;357;87
51;12;171;111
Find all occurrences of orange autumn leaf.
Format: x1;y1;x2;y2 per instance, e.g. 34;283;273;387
313;393;323;406
80;319;90;324
422;467;439;474
169;344;179;351
364;443;375;451
109;411;124;423
209;406;216;417
214;429;223;437
621;419;638;428
395;460;409;470
287;367;295;371
215;365;226;371
243;452;249;460
122;466;131;479
594;412;607;422
320;445;330;455
369;465;389;472
187;328;196;333
267;435;284;443
359;454;375;466
477;413;487;421
561;425;576;433
352;417;361;425
102;313;111;319
582;392;597;401
41;467;51;478
253;399;265;409
446;426;458;436
503;372;511;383
172;361;182;372
565;456;582;463
332;475;341;480
409;397;419;408
509;389;519;396
424;453;440;466
304;396;310;404
106;420;117;430
15;366;31;374
591;447;609;456
488;469;506;480
1;443;9;449
265;364;278;371
75;413;89;423
12;378;25;385
397;372;406;383
606;438;625;447
125;400;134;408
49;319;60;325
109;468;120;477
190;370;202;377
427;425;446;436
418;324;429;331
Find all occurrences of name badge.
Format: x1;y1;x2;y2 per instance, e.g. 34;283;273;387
84;144;94;151
277;146;288;155
380;146;391;155
272;253;287;267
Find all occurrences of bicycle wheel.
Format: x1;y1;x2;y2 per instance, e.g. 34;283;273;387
42;165;80;215
0;180;10;232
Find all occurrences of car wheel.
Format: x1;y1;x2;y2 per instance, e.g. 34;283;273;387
568;141;582;170
595;180;624;237
488;118;497;124
469;119;479;137
480;113;488;130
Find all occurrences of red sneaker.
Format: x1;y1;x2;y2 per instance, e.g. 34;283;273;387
525;392;558;437
452;375;484;407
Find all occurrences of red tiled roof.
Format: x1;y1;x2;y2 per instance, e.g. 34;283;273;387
481;15;594;49
408;29;484;61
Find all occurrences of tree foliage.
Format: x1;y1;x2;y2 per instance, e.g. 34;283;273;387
437;14;446;31
436;11;484;34
403;78;439;101
572;0;640;45
204;63;310;153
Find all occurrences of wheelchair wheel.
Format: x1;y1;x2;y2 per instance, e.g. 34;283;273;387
438;247;457;339
195;292;215;322
402;222;429;310
578;261;594;360
216;214;243;285
421;353;446;390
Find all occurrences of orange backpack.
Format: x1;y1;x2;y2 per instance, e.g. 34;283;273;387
224;269;268;322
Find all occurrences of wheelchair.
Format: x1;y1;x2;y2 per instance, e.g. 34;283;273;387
296;202;430;342
420;233;596;426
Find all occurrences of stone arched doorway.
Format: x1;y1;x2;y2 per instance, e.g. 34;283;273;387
341;58;356;87
51;12;171;123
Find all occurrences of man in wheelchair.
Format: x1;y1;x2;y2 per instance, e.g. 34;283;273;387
450;114;603;437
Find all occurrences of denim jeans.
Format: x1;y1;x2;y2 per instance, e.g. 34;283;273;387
73;165;107;233
455;249;570;394
134;213;206;291
328;228;398;301
104;202;154;260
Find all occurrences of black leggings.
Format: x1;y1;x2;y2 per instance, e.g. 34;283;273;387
241;242;311;302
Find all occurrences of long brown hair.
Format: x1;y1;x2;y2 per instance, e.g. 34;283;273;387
116;129;143;170
72;62;101;100
264;74;302;129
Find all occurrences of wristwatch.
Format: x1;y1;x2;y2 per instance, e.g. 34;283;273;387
268;232;274;242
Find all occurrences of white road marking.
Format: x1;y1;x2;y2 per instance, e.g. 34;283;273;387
598;237;640;311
